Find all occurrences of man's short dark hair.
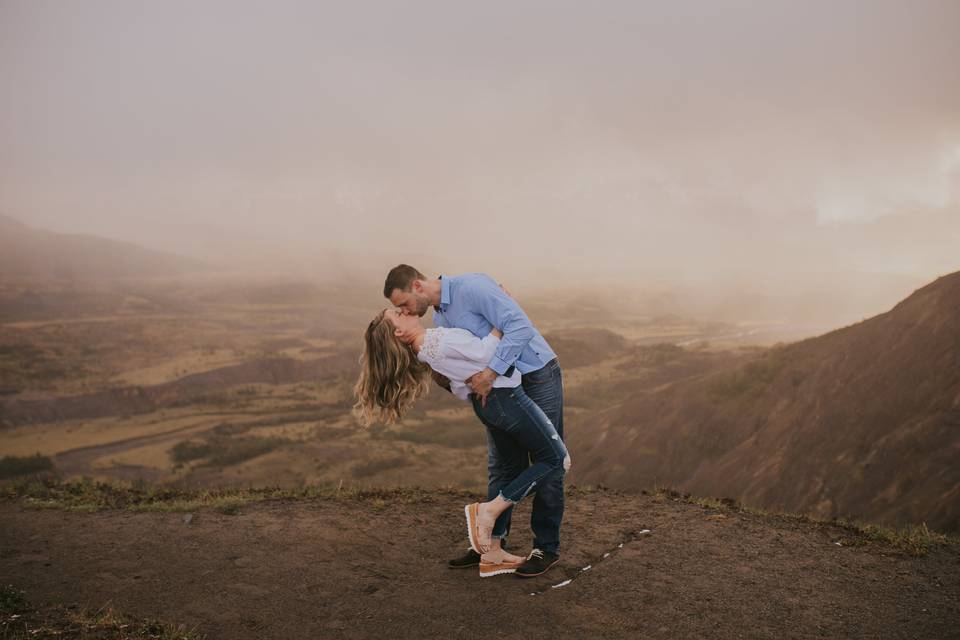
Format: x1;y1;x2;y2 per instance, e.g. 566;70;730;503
383;264;426;298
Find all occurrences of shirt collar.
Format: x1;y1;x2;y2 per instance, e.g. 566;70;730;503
434;274;450;313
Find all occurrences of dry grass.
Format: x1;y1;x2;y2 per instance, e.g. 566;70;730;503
0;583;205;639
653;485;958;557
0;476;626;517
5;476;954;558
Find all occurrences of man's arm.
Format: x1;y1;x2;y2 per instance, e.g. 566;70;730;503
465;275;535;375
461;275;538;405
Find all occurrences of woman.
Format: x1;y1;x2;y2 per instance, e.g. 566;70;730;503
353;308;570;577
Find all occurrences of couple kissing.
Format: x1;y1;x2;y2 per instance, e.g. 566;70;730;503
353;264;569;578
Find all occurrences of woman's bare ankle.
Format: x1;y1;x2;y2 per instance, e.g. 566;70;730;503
483;548;523;564
481;548;506;562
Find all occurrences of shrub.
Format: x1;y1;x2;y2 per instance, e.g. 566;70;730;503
202;436;287;468
0;453;54;479
169;435;287;468
169;440;214;464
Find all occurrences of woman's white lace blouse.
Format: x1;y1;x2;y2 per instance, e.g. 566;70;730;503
416;327;522;401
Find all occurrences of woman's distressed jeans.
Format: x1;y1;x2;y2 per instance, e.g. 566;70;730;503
470;358;567;554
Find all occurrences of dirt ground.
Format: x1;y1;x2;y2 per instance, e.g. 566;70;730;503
2;489;958;640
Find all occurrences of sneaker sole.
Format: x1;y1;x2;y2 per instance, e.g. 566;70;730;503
514;557;560;578
464;503;482;554
479;562;523;578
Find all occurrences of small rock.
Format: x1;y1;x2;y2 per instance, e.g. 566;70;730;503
182;514;194;524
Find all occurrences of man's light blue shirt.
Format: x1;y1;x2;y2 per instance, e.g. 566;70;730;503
432;273;557;376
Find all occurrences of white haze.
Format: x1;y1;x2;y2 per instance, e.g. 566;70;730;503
1;0;958;324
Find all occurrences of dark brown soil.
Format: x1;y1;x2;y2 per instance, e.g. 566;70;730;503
3;489;958;639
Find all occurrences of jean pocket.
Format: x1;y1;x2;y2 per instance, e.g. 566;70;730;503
481;392;509;423
523;366;549;384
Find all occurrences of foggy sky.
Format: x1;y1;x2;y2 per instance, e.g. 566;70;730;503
1;0;958;296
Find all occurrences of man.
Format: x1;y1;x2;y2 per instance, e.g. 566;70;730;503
384;264;565;577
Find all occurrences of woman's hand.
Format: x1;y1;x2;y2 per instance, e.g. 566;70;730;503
490;327;503;339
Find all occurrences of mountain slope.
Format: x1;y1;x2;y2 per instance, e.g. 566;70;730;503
0;214;207;279
569;270;960;532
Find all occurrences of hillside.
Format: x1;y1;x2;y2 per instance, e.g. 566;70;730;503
1;481;957;639
568;270;960;532
0;214;207;279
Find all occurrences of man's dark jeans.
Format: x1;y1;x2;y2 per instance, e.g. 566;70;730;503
473;358;565;554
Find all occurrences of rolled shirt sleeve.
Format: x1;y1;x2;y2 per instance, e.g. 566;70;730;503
464;275;536;375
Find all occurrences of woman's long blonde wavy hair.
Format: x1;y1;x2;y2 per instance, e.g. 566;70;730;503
352;309;431;427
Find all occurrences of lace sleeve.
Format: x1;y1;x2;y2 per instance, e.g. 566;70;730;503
419;327;446;363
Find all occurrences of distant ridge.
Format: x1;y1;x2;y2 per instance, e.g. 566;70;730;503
569;270;960;532
0;214;207;279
